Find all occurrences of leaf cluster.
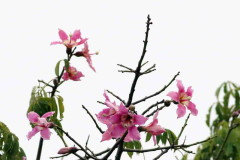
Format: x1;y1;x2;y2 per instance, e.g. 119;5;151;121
194;81;240;160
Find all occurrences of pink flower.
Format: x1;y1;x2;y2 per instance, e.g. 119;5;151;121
101;103;148;142
167;80;198;118
27;111;55;140
96;91;119;124
51;29;87;49
22;156;26;160
62;66;84;81
75;42;96;72
58;146;78;154
141;111;165;145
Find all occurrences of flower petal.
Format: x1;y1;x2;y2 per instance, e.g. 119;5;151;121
187;101;198;116
111;124;126;138
124;126;140;142
58;29;68;41
153;135;157;145
177;104;186;118
27;127;39;140
86;56;96;72
42;111;55;118
134;114;148;125
71;30;80;41
186;86;193;97
167;91;179;102
40;128;51;140
28;112;40;123
177;80;185;93
101;128;112;142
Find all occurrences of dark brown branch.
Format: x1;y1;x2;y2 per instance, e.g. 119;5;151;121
142;100;164;115
55;126;100;160
132;71;180;105
101;131;128;160
107;90;126;105
125;15;153;107
123;136;216;153
153;149;169;160
82;105;104;134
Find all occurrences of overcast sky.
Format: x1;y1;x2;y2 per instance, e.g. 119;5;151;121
1;0;240;159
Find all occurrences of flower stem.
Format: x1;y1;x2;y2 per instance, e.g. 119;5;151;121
36;138;43;160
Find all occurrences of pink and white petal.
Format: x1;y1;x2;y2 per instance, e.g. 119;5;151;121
62;72;69;81
101;129;112;142
86;57;96;72
103;91;110;102
119;103;128;114
152;135;157;145
40;128;51;140
153;111;159;120
177;80;185;93
58;29;68;41
186;86;193;97
134;114;148;125
77;38;88;45
27;127;40;140
42;111;55;118
50;41;63;45
167;91;179;102
109;114;121;124
28;112;40;123
176;104;186;118
111;124;126;138
71;30;81;41
187;101;198;116
127;126;140;141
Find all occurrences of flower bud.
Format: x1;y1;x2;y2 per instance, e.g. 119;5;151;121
74;51;84;57
47;122;55;128
58;146;78;154
232;111;239;118
129;105;135;111
164;100;171;106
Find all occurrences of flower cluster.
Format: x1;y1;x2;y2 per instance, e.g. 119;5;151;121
51;29;97;82
97;91;165;144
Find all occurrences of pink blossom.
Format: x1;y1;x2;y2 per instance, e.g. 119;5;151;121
22;156;26;160
167;80;198;118
51;29;87;49
74;42;96;72
101;103;148;142
141;111;165;145
96;91;118;124
58;146;78;154
27;111;55;140
62;66;84;81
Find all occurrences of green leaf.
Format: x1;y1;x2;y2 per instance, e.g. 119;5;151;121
166;129;177;145
145;132;152;142
181;154;188;160
124;142;134;158
133;141;142;150
57;95;65;119
206;105;213;127
223;91;231;108
215;83;224;99
55;60;62;77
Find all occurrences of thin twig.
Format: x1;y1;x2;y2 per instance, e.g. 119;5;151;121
82;105;104;134
55;126;100;160
117;64;134;71
107;90;126;104
101;131;128;160
142;100;165;115
153;149;169;160
132;71;180;105
123;136;216;153
125;15;153;107
175;114;191;145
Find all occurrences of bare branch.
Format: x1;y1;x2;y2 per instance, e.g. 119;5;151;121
107;90;126;104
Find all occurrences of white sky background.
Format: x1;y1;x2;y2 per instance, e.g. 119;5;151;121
1;0;240;159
